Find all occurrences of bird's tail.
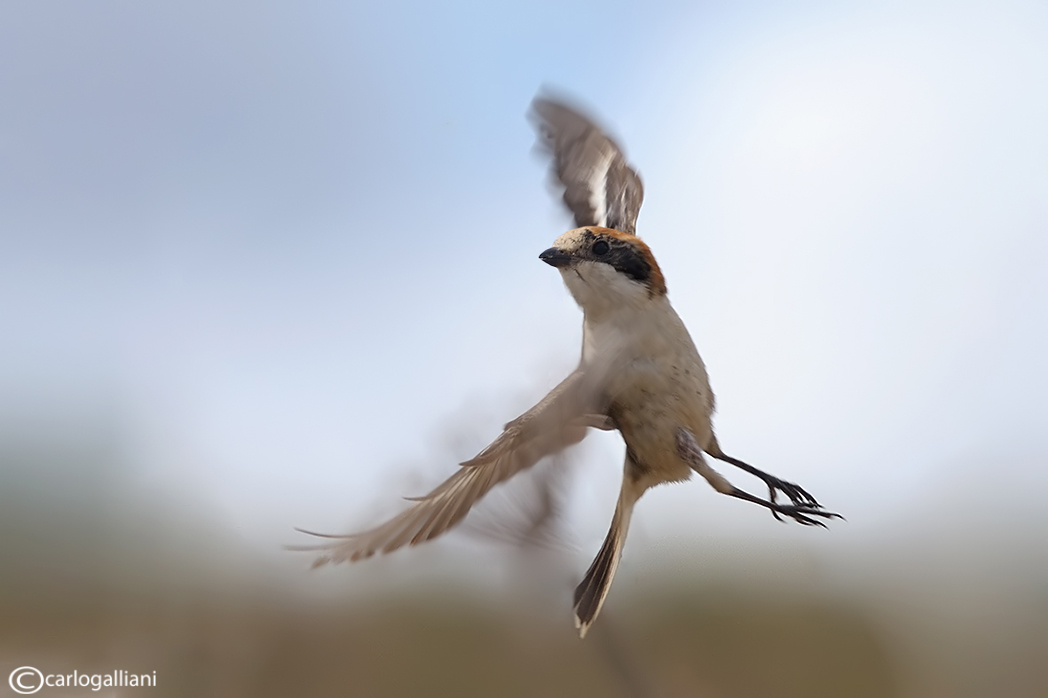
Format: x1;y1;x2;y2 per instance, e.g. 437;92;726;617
573;480;640;638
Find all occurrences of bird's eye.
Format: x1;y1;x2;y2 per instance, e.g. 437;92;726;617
592;240;610;256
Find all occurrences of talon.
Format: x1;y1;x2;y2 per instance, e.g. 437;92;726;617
768;486;784;522
727;486;841;527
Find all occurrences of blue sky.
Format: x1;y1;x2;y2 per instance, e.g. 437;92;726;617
2;0;1047;571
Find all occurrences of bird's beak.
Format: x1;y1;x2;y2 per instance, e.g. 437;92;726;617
539;247;573;268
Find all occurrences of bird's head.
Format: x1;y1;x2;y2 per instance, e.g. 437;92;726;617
540;227;666;313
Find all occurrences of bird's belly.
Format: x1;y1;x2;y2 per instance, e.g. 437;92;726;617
608;368;711;484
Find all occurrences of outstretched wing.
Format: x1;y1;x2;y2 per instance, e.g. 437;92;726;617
290;370;609;566
529;96;644;235
460;454;574;552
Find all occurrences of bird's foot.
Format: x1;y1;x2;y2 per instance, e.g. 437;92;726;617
713;453;821;519
763;473;818;506
755;472;820;521
768;501;842;527
728;487;843;527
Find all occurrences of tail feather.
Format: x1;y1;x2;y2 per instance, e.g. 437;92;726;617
573;484;638;638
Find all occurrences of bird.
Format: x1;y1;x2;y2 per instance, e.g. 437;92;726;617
291;94;840;638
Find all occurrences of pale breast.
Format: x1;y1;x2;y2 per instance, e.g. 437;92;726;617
594;304;714;482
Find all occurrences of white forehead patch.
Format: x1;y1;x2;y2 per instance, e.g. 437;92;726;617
551;228;588;251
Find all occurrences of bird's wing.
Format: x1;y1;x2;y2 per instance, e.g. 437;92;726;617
460;454;573;552
529;96;644;235
290;369;608;566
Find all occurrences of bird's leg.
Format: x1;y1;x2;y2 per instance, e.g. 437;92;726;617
717;453;820;512
705;437;821;513
677;429;841;527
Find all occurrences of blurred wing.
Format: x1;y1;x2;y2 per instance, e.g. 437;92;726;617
530;97;644;235
461;454;575;552
290;369;607;566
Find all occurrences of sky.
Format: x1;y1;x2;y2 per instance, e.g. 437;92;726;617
2;0;1047;584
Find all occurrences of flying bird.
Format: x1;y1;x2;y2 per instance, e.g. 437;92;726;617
292;95;840;638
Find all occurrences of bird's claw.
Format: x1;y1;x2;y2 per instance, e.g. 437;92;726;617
760;473;820;509
765;479;841;526
711;453;823;517
726;484;842;527
767;501;842;527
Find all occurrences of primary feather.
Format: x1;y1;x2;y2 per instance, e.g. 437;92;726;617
290;368;611;565
529;97;644;235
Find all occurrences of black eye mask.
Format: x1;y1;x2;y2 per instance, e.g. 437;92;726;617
583;231;652;286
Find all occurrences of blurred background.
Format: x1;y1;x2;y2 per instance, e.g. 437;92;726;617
2;0;1046;696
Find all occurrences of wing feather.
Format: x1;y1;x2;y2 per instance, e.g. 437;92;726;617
289;369;607;566
529;96;644;235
